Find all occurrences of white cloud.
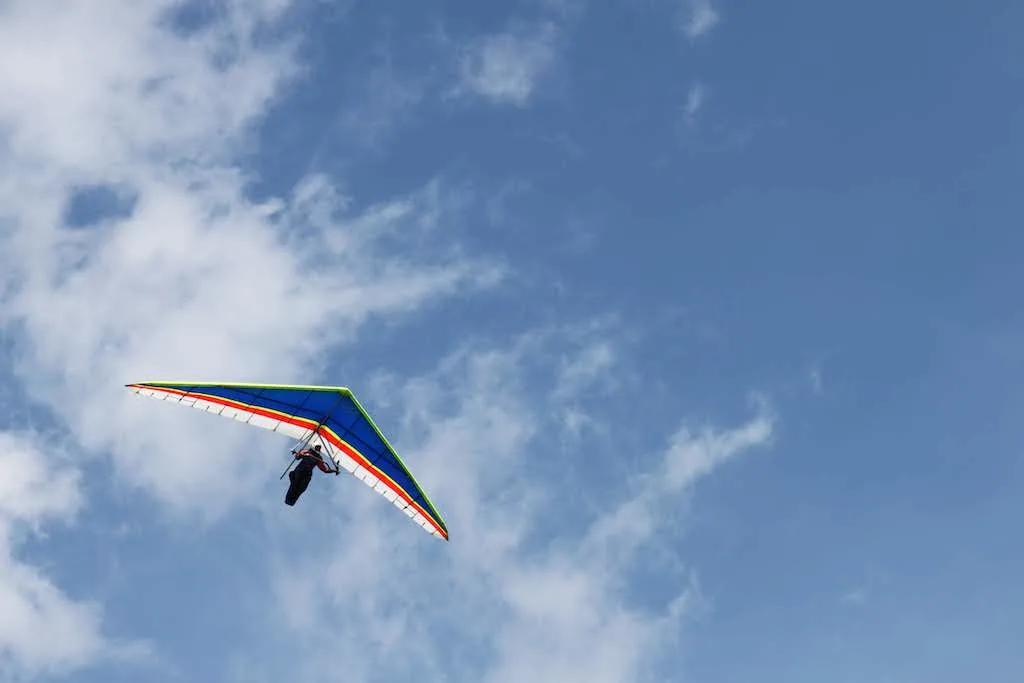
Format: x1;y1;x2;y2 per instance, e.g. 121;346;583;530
810;365;824;394
256;329;774;683
0;2;295;178
839;568;887;609
807;350;837;395
0;0;501;675
0;431;144;678
661;410;772;490
840;586;870;607
684;81;706;124
0;0;501;518
682;0;720;40
0;2;773;681
555;340;616;399
453;21;560;106
335;60;432;149
0;434;81;527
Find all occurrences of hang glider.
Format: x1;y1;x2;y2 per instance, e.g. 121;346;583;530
125;381;448;540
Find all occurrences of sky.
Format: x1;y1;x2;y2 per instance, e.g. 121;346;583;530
0;0;1022;681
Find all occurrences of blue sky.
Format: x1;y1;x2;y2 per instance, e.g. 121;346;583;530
0;0;1022;681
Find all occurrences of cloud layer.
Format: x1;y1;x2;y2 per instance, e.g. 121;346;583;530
254;331;774;683
0;432;107;678
0;1;772;681
0;1;498;674
0;0;499;516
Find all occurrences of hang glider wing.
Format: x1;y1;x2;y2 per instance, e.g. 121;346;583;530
126;381;448;540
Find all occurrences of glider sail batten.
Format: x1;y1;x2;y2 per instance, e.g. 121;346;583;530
125;381;448;540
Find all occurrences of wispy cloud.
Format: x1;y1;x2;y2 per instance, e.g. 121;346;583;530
335;58;432;150
453;21;560;107
0;1;501;675
684;81;706;124
840;586;870;607
806;349;839;395
0;431;147;678
840;568;888;609
252;328;774;683
682;0;720;40
0;0;500;517
0;2;778;681
555;340;616;398
810;365;824;394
